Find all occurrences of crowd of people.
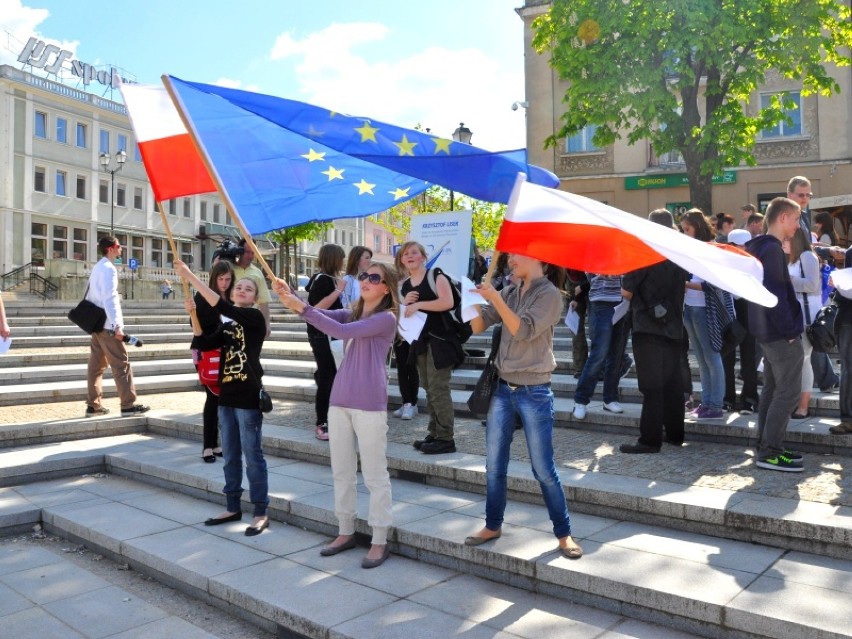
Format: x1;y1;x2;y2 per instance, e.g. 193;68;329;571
38;172;848;569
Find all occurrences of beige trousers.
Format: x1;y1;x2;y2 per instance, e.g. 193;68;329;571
87;330;137;410
328;406;393;544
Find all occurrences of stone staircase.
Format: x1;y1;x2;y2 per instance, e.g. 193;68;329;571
0;300;850;639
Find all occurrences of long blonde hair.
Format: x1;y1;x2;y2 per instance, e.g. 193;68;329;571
349;262;400;322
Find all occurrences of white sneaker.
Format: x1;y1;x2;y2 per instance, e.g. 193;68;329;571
573;403;587;420
400;404;417;420
392;406;404;418
603;401;624;414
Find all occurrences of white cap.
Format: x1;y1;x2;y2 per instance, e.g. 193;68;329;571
728;229;752;246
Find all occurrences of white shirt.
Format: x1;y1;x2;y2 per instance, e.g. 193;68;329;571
788;251;822;326
85;257;124;331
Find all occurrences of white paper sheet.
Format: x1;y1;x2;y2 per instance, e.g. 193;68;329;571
460;276;487;322
612;299;631;325
0;337;11;355
564;306;580;335
398;305;428;343
830;267;852;300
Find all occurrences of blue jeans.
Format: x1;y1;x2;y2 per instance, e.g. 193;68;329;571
485;381;571;539
219;406;269;517
683;305;724;410
574;301;624;405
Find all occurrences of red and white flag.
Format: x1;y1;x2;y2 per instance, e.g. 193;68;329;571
119;83;216;202
497;174;777;307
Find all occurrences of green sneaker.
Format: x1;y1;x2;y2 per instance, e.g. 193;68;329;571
755;454;804;472
782;449;803;462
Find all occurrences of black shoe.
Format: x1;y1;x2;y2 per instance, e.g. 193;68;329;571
204;512;242;526
820;383;840;392
413;435;435;450
619;443;661;454
420;439;457;454
245;518;269;537
664;437;684;446
121;404;150;416
739;401;756;416
85;406;110;418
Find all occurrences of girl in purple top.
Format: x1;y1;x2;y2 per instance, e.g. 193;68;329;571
274;262;399;569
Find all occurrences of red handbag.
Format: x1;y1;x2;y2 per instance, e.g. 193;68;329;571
194;348;221;396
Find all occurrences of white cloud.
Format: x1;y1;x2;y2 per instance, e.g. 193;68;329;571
266;23;525;151
213;76;260;92
0;0;79;68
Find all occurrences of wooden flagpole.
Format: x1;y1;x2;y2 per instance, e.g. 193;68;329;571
483;250;500;287
160;75;282;291
156;200;200;333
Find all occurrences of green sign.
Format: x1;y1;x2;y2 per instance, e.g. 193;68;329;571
624;170;736;190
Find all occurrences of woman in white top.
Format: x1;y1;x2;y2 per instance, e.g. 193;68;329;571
341;246;373;309
787;228;823;419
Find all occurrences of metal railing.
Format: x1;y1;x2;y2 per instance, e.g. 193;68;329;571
1;262;34;291
29;273;58;300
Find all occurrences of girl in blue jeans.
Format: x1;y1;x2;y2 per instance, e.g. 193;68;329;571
176;259;270;537
465;254;582;559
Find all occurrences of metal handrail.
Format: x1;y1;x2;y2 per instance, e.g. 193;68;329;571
29;273;58;300
1;262;34;291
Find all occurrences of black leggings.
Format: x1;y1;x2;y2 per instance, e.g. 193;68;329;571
394;340;420;405
202;385;219;450
309;334;337;425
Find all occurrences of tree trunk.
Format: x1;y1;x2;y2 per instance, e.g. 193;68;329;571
283;242;291;285
688;170;714;216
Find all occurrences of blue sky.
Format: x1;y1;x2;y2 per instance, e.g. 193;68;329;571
0;0;532;150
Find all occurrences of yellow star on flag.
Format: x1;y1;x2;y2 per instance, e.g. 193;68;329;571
321;166;345;181
301;148;326;162
389;187;410;201
355;120;380;143
393;134;418;156
354;179;376;195
432;137;452;154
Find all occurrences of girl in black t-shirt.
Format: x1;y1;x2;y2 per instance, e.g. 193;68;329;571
306;244;346;440
193;260;234;462
176;259;270;537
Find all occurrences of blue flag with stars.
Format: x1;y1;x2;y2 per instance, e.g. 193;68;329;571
165;76;430;235
168;76;559;210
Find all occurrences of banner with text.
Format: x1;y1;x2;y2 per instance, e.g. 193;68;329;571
410;210;473;281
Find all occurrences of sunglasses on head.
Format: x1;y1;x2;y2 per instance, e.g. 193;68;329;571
358;272;384;284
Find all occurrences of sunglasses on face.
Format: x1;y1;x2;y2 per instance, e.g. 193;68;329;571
358;272;384;284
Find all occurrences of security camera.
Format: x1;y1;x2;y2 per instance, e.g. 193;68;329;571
511;101;529;111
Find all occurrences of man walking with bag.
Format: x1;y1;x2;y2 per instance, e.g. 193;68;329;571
85;236;149;417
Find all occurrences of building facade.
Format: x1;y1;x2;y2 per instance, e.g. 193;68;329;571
517;1;852;236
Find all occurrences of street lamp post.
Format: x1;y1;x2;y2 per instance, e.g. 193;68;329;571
99;150;127;236
449;122;473;211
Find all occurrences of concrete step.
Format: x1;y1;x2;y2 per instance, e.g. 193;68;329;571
1;426;849;639
0;371;846;454
0;449;708;639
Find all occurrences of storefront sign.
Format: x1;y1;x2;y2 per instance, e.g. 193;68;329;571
624;170;736;191
17;37;121;88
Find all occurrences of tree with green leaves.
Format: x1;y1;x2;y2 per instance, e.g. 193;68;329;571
266;221;332;285
533;0;852;214
375;185;506;252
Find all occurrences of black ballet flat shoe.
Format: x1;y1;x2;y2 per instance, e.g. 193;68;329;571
204;512;242;526
213;449;223;457
202;452;216;463
245;518;269;537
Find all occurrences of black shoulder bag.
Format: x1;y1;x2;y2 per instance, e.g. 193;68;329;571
245;358;273;413
68;283;107;334
466;324;502;416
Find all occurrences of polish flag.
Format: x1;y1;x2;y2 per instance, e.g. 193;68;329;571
119;83;217;202
497;174;777;307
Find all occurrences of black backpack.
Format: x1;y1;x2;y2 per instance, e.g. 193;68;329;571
426;268;473;344
806;303;837;353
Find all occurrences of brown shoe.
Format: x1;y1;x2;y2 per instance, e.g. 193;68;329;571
829;422;852;434
464;530;501;546
559;536;583;559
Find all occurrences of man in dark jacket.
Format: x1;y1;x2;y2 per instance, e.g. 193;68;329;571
745;197;805;472
619;209;689;453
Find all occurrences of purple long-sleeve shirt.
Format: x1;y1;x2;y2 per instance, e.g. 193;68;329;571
300;306;396;411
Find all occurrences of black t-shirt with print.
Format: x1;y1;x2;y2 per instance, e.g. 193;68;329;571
191;298;266;410
306;272;342;338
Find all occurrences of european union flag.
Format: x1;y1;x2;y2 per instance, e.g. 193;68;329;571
166;76;430;235
170;76;559;206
